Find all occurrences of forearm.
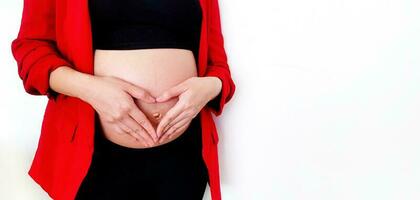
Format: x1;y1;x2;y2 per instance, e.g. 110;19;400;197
49;66;95;100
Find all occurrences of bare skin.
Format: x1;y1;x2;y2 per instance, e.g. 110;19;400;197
49;48;222;148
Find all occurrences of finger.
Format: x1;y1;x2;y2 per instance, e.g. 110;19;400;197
129;108;158;142
156;102;185;138
155;83;186;102
117;121;131;135
165;116;191;138
115;121;128;136
109;76;155;103
161;112;188;137
121;115;155;147
114;122;131;137
168;120;192;140
158;127;172;144
117;121;144;144
114;123;148;144
160;116;191;143
117;121;148;146
164;109;195;132
126;84;156;103
159;118;191;143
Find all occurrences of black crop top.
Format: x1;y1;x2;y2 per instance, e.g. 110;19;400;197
88;0;202;59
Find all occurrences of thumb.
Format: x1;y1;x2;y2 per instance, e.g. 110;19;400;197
126;85;156;103
156;84;185;102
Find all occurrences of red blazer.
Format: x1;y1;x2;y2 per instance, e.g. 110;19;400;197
10;0;236;199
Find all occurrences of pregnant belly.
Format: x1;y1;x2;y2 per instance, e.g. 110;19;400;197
93;48;198;149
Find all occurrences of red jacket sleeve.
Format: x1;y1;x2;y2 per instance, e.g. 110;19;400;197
10;0;75;102
204;0;236;117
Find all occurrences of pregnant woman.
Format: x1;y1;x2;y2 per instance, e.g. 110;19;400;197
73;0;213;199
10;0;235;199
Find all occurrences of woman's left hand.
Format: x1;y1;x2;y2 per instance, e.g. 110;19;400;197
155;76;222;143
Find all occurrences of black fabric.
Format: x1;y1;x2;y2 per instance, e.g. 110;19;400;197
88;0;202;60
75;112;208;200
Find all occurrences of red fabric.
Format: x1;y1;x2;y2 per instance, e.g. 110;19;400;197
10;0;236;199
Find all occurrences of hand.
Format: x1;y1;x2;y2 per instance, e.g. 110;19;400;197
155;76;222;143
82;75;159;147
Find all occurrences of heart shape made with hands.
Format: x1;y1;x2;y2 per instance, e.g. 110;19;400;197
132;76;217;143
133;93;182;143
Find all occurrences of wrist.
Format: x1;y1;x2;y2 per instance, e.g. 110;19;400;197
206;76;222;100
71;71;97;102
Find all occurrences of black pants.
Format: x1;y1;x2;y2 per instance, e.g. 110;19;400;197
75;113;208;200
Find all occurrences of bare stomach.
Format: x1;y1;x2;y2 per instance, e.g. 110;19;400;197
93;48;198;149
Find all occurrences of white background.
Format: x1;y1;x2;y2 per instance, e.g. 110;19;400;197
1;0;420;199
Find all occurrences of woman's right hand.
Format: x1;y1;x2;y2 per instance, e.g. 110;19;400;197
81;75;158;147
